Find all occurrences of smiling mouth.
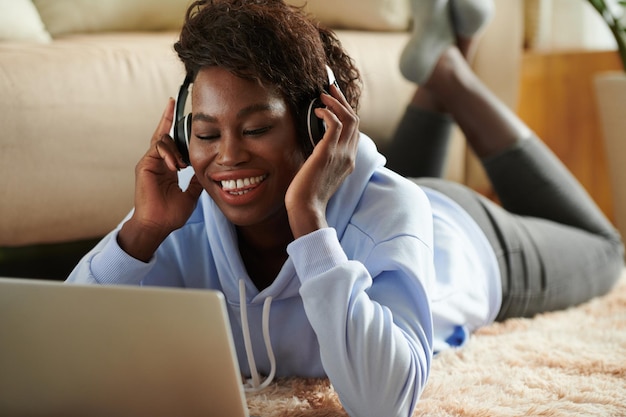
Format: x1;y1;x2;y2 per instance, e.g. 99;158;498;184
219;175;268;195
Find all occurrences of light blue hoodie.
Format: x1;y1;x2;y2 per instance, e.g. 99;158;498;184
67;134;500;417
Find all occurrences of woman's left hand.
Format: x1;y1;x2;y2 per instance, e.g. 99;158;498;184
285;84;360;238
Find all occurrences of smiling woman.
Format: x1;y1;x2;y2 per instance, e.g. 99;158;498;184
65;1;624;416
188;67;305;248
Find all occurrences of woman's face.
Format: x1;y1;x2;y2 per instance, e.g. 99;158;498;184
189;66;306;228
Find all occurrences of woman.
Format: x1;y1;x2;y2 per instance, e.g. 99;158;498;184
67;0;624;416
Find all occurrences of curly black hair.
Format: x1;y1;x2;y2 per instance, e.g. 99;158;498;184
173;0;361;155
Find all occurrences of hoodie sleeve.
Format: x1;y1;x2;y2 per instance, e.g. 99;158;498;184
66;199;214;288
65;229;158;285
288;227;434;417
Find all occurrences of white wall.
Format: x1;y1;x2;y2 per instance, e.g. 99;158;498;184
528;0;619;51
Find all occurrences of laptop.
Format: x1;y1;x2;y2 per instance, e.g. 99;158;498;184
0;277;250;417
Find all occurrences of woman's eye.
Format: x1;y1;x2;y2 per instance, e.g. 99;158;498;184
195;133;220;141
244;126;272;136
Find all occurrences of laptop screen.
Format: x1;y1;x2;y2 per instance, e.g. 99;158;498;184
0;277;249;417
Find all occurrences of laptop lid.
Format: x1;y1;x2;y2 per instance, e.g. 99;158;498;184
0;277;249;417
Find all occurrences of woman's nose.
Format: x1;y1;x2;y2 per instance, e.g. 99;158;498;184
215;134;249;166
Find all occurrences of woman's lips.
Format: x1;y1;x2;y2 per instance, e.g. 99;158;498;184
220;175;267;194
211;171;268;205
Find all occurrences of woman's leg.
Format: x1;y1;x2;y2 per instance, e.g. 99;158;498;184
384;104;454;178
425;47;620;239
431;48;622;318
385;0;454;178
386;0;493;178
480;136;624;319
391;1;624;319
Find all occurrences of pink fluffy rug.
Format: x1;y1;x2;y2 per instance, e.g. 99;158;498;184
247;271;626;416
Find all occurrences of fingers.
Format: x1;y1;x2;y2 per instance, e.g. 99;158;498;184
145;98;187;172
327;83;351;108
151;98;176;146
316;84;360;149
154;136;185;172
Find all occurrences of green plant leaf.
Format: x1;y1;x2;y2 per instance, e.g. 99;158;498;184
586;0;626;70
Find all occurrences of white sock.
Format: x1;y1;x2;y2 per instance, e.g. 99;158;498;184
449;0;495;38
399;0;454;85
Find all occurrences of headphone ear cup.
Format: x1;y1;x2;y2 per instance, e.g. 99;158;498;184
174;114;191;165
173;75;192;165
306;98;326;147
305;65;336;148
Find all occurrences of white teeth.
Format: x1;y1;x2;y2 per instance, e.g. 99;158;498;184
220;175;266;192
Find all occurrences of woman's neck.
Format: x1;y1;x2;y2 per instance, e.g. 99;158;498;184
236;211;294;291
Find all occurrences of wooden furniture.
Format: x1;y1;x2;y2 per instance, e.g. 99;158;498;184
517;49;623;221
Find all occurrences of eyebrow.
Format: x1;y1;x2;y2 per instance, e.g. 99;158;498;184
192;103;276;123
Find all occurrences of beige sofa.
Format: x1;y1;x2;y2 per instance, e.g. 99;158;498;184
0;0;523;278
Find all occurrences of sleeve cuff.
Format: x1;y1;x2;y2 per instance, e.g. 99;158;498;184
90;231;155;285
287;228;348;283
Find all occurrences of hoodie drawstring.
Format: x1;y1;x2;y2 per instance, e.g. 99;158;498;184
238;279;276;392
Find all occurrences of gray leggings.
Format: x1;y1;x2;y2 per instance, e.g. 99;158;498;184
384;106;624;321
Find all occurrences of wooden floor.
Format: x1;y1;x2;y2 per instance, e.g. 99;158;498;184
517;49;623;221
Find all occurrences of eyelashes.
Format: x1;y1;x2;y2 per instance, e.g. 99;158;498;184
194;126;273;141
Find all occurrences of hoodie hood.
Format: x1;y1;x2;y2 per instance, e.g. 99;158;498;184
195;133;395;381
325;133;387;239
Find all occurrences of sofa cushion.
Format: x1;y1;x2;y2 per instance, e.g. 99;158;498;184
0;0;51;43
285;0;410;31
32;0;190;36
33;0;410;37
0;32;186;246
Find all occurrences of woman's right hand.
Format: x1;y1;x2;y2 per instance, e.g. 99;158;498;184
117;98;204;262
